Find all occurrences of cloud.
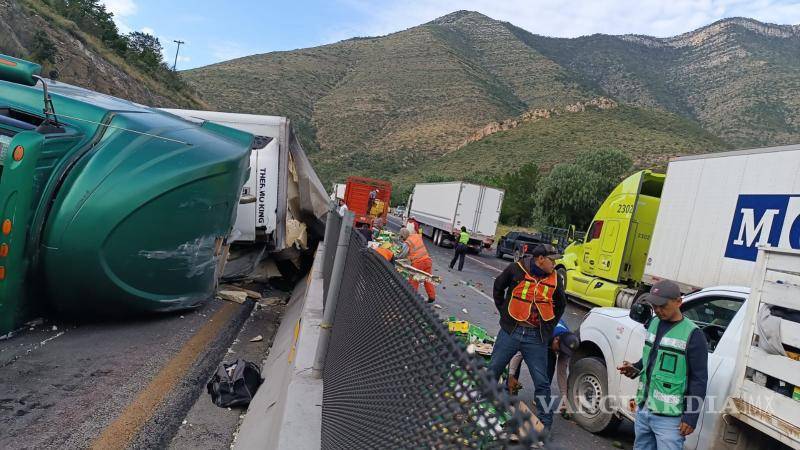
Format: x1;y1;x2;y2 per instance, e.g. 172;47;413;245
141;26;155;35
101;0;137;34
332;0;800;40
101;0;137;17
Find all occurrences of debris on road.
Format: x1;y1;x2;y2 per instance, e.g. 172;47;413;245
249;335;263;342
433;304;443;309
462;308;468;313
51;325;58;331
218;291;248;304
219;284;262;300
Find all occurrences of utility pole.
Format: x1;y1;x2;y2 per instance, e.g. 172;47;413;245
172;40;185;71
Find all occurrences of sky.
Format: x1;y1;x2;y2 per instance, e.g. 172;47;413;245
100;0;800;70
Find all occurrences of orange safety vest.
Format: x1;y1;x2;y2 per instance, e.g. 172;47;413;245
405;233;430;263
375;247;394;262
507;262;557;326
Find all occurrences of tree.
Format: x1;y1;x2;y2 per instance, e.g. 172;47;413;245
535;148;633;229
126;32;165;74
497;163;539;226
31;31;57;64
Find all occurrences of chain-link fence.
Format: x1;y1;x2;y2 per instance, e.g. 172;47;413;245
320;227;536;448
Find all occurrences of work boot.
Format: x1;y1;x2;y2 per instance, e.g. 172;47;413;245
427;298;435;303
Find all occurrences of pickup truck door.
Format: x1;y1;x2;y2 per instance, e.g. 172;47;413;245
617;291;747;447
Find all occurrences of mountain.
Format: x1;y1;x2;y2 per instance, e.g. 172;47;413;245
0;0;202;108
184;11;799;186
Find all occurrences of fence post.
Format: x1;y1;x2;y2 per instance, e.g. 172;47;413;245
312;210;354;378
320;201;338;267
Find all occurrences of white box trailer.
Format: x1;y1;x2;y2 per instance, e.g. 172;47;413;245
161;110;329;252
644;144;800;293
406;182;504;250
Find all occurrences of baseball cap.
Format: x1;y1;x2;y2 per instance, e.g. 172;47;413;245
531;243;562;260
558;332;580;356
642;279;682;306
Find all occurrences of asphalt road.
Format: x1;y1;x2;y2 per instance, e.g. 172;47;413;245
0;286;281;450
388;216;635;449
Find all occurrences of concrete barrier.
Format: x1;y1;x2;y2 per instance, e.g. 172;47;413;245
235;247;324;450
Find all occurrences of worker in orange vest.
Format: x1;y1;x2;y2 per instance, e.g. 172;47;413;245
488;243;567;443
398;228;436;303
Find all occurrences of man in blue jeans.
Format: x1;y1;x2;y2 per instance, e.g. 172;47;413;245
488;244;567;441
619;280;708;450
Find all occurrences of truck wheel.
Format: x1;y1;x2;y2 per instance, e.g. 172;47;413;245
495;246;503;258
567;357;622;434
615;289;637;309
513;249;522;262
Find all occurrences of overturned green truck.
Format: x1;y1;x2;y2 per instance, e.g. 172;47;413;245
0;54;253;334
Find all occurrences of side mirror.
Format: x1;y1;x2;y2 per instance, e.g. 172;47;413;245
629;301;652;325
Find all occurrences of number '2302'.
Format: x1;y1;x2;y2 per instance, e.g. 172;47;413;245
617;204;634;214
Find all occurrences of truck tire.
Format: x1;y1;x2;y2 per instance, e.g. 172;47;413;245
615;288;637;309
513;249;522;262
567;357;622;434
495;245;503;258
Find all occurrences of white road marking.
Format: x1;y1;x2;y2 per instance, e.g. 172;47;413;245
462;280;494;302
466;256;503;273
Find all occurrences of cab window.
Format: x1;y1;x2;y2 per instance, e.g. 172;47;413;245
682;296;744;352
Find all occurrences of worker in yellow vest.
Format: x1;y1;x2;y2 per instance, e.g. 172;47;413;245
488;243;566;443
398;228;436;303
449;226;469;271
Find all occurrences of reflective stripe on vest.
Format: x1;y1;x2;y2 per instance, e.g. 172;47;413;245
405;234;429;263
507;262;557;323
636;317;698;416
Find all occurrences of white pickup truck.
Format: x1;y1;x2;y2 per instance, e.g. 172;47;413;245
569;248;800;449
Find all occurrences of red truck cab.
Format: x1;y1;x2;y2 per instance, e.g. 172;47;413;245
344;176;392;228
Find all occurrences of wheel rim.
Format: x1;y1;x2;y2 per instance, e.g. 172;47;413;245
574;373;604;419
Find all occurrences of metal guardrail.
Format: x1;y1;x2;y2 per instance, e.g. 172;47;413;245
316;219;534;448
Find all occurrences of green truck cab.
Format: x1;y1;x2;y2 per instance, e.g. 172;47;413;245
556;170;664;308
0;54;253;334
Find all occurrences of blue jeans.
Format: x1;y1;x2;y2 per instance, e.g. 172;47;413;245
488;327;553;428
634;406;686;450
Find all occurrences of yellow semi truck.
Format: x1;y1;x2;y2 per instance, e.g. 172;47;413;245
556;170;664;308
558;145;800;308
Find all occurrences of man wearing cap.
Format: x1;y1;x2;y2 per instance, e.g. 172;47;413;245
618;280;708;450
489;243;567;440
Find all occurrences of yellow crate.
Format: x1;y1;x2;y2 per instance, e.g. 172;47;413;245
448;321;469;333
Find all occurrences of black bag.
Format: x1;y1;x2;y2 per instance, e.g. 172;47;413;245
206;359;263;408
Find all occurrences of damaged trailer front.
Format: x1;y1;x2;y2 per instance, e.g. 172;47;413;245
0;54;253;334
160;110;330;280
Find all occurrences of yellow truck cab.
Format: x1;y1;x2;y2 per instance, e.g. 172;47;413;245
557;170;664;307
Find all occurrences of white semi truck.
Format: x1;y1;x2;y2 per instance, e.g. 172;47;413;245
404;181;504;251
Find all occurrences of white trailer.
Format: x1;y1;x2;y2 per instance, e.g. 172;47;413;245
330;183;346;202
645;144;800;293
161;110;329;252
406;182;504;250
